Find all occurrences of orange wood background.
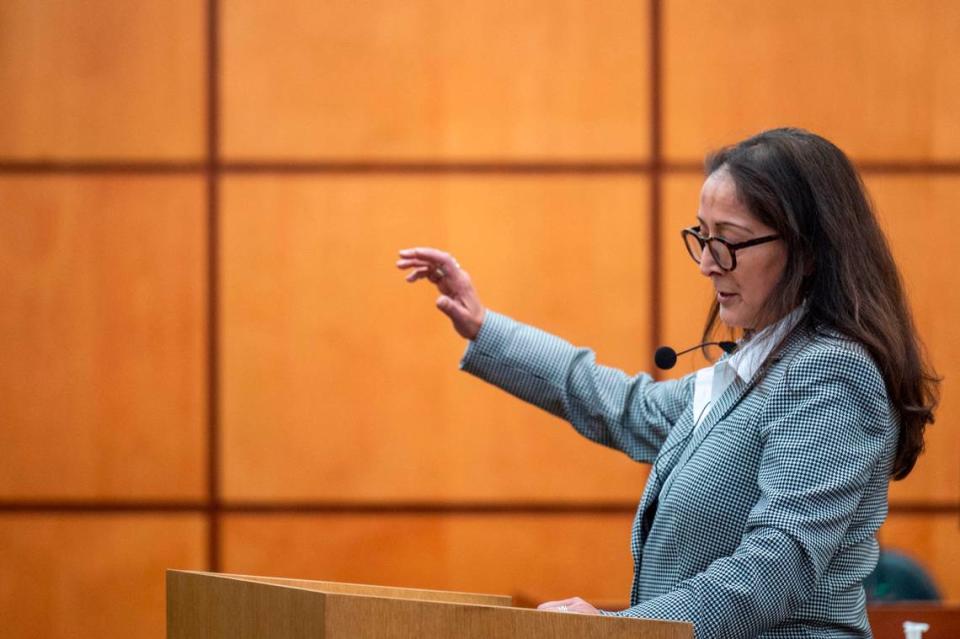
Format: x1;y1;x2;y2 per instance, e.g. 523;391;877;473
1;1;957;637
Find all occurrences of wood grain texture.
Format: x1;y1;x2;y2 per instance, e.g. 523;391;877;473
0;0;204;160
220;174;651;502
866;176;960;505
663;0;960;162
221;0;649;161
878;512;960;602
221;512;636;609
869;604;960;639
0;176;207;499
211;571;512;606
322;591;691;639
659;174;717;378
167;570;692;639
168;571;327;639
0;514;206;639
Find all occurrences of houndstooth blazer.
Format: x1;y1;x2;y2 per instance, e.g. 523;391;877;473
460;311;898;639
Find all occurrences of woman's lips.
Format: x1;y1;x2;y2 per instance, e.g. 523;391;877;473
717;291;738;304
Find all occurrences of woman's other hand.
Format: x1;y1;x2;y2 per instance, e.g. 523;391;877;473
397;247;486;340
537;597;601;615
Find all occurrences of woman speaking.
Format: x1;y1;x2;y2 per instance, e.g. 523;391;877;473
396;128;938;638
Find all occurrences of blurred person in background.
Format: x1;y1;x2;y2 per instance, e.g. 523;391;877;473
397;128;939;638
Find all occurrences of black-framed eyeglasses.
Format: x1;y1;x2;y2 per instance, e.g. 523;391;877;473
681;226;780;272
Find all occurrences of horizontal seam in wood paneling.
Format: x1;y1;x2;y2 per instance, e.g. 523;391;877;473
0;501;209;513
0;161;205;173
0;500;956;515
2;161;960;175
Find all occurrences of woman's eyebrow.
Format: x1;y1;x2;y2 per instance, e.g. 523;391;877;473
696;217;754;234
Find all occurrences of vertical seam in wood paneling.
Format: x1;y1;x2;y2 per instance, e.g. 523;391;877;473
650;0;663;378
206;0;221;573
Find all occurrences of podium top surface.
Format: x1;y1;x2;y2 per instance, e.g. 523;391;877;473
177;570;512;606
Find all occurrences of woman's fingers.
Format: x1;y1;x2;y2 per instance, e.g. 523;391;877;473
398;246;484;340
396;258;436;270
398;247;460;273
537;597;600;615
537;597;579;610
405;267;438;283
398;246;450;262
398;250;468;291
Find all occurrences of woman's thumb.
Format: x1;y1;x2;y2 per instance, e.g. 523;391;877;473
437;294;482;340
436;294;461;319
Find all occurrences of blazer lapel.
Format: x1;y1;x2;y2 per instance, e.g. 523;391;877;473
634;403;697;541
657;374;753;499
656;326;814;500
633;325;815;545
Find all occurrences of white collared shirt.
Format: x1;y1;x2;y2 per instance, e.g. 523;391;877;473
691;306;805;428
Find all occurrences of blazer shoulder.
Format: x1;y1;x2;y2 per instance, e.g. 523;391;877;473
783;329;886;399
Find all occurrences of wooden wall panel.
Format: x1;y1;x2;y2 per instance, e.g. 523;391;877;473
659;174;716;378
223;512;635;608
0;514;206;639
0;176;207;500
221;175;651;502
0;1;205;160
866;176;960;505
663;0;960;162
658;174;958;503
878;512;960;601
221;0;650;161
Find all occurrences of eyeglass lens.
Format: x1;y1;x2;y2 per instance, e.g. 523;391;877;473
684;232;734;270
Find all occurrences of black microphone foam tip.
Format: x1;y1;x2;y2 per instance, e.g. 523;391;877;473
654;346;677;370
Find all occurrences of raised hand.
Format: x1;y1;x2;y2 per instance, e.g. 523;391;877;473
396;247;486;340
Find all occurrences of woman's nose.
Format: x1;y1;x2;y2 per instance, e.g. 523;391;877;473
698;245;723;277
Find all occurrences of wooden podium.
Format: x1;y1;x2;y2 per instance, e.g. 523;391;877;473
167;570;693;638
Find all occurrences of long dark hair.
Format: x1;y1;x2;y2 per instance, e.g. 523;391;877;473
702;128;938;480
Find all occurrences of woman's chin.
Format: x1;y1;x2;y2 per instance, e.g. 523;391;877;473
718;309;750;331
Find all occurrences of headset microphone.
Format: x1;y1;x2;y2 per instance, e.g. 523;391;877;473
654;340;738;370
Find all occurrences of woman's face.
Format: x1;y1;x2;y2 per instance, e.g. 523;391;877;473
696;169;788;330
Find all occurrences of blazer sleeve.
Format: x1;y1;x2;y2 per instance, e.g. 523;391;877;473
459;311;693;463
610;343;896;638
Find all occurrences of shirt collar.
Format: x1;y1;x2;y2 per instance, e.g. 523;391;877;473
725;305;805;383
